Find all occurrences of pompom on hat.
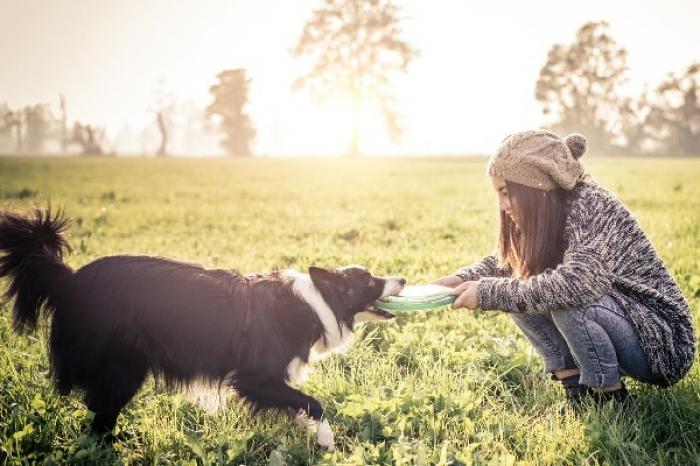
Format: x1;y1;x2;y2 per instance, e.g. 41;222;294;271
487;129;587;191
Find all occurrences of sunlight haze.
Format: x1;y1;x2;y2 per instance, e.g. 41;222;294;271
1;0;698;155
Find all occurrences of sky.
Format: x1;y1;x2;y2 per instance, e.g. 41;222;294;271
1;0;699;156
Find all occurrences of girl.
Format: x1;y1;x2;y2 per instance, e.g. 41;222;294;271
434;130;695;405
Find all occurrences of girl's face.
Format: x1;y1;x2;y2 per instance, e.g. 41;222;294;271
491;176;520;226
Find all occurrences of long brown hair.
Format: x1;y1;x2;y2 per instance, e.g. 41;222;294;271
498;180;569;278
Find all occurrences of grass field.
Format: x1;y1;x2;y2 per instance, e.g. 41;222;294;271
1;156;699;465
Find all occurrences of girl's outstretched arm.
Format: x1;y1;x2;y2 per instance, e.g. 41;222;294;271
477;244;613;313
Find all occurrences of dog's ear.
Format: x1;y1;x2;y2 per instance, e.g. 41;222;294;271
309;267;342;293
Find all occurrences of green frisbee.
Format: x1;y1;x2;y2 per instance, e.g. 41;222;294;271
374;284;456;312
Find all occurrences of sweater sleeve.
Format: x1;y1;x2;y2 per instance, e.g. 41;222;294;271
453;254;512;282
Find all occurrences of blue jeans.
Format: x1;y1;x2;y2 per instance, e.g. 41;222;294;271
510;296;658;387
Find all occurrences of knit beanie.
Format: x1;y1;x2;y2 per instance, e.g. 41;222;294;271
487;130;587;191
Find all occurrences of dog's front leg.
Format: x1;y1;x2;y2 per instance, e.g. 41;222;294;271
236;381;335;451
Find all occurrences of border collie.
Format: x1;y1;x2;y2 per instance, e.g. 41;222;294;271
0;209;405;450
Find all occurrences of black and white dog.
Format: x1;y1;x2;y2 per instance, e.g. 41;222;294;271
0;209;405;450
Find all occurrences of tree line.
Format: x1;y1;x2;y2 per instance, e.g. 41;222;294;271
537;21;699;155
0;95;105;155
1;4;697;157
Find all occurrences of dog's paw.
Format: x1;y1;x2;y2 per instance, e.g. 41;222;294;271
316;419;335;451
294;410;314;428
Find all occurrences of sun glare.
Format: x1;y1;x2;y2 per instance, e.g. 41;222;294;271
283;92;392;156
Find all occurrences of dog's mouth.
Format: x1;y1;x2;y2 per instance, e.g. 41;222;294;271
363;303;396;319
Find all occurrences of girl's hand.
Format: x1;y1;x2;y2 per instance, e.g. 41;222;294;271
449;281;480;310
431;275;464;287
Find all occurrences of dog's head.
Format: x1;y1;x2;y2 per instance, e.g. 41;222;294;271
308;265;405;327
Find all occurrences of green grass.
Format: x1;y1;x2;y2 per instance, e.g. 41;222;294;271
0;156;699;465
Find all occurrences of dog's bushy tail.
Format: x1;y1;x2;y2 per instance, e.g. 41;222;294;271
0;208;73;334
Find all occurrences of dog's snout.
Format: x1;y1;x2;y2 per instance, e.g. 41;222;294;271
380;275;407;298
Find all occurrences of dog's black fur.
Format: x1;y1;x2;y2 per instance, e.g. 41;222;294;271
0;209;401;436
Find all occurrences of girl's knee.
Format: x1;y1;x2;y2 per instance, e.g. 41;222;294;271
551;296;614;329
550;305;583;330
509;311;554;327
508;312;528;325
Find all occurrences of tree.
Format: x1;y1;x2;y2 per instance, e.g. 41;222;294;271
535;21;628;153
0;103;58;154
645;63;700;155
59;94;68;153
22;104;53;154
292;0;419;157
71;122;104;155
617;88;658;154
149;79;175;157
1;105;23;153
206;69;256;157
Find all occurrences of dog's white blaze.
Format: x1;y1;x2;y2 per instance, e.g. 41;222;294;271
286;356;312;385
381;276;405;297
316;419;335;451
284;270;351;352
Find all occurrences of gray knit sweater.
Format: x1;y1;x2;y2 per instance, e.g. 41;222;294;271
455;180;696;386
